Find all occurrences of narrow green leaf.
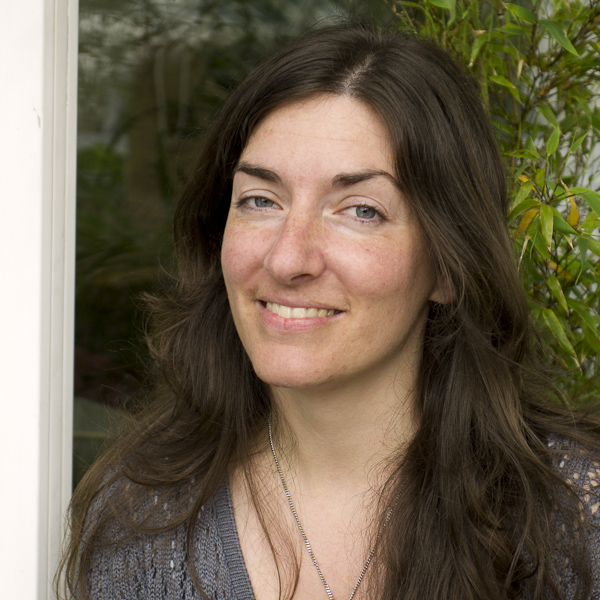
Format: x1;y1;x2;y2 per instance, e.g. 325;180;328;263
532;230;551;259
540;204;554;247
511;179;535;206
505;3;536;23
578;237;589;267
546;275;568;313
568;133;587;155
587;237;600;258
534;169;546;190
566;298;588;313
509;193;539;222
489;75;521;102
539;20;579;56
567;299;600;336
524;136;540;159
539;104;559;127
428;0;453;8
576;97;592;121
551;208;578;235
470;33;490;65
551;184;567;201
546;127;560;156
514;164;528;179
570;187;600;217
498;24;527;36
541;309;580;366
582;324;600;356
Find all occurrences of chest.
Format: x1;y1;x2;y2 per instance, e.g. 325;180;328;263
231;478;375;600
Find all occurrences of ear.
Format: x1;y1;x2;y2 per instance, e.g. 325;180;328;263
429;276;454;305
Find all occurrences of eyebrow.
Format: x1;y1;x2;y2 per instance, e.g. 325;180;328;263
331;169;399;189
235;161;399;190
234;162;282;184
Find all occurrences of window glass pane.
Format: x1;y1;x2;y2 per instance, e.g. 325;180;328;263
74;0;392;488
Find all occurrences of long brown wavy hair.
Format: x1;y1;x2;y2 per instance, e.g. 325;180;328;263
59;22;600;600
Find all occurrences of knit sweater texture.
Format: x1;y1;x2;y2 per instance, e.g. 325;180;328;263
86;437;600;599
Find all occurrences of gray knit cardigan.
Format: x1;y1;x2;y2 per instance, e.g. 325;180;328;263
86;437;600;599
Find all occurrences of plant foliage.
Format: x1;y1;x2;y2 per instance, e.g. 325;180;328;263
390;0;600;399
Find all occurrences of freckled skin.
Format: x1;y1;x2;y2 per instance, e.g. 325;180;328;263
221;94;442;394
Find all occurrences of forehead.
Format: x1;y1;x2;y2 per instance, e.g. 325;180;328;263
239;95;395;178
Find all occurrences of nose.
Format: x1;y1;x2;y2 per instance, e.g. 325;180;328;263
263;209;326;285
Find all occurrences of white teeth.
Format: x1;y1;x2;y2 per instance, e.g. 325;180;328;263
265;302;338;320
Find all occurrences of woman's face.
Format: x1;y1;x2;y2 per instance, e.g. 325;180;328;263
221;94;442;393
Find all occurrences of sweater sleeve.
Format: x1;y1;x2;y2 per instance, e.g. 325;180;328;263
550;437;600;598
87;531;148;599
81;480;250;600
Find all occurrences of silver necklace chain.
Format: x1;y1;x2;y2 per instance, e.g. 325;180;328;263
267;414;394;600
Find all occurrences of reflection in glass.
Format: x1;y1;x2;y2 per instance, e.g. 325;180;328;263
74;0;393;487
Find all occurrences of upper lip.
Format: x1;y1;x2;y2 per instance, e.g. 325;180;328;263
259;298;345;311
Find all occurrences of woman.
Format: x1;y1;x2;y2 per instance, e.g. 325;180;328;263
60;22;600;600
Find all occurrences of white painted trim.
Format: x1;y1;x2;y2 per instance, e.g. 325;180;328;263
0;0;78;598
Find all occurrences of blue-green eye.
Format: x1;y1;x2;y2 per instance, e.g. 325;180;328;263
249;197;275;208
354;205;378;219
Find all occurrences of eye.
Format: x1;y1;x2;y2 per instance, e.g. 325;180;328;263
245;196;276;208
344;204;386;223
235;195;279;211
353;205;379;220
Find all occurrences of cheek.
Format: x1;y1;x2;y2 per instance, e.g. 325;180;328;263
334;240;434;306
221;223;264;286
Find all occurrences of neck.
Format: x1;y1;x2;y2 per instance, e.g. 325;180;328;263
269;372;417;496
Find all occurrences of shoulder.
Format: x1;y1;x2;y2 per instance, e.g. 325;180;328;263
548;434;600;518
82;478;240;600
547;435;600;597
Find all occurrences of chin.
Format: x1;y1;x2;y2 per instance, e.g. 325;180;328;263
252;363;335;391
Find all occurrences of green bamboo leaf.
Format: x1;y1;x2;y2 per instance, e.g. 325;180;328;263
532;230;551;260
470;32;490;65
551;207;578;235
582;324;600;356
510;179;535;206
538;104;559;127
524;136;540;159
489;75;521;102
566;298;587;313
567;298;600;336
540;204;554;247
428;0;453;8
587;237;600;258
568;133;587;155
539;20;579;56
498;24;527;36
546;275;568;313
541;308;580;366
576;97;593;121
509;193;539;222
578;237;589;266
546;127;560;156
570;187;600;217
505;3;536;23
534;169;546;190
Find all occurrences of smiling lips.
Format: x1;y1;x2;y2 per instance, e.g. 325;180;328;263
264;301;340;319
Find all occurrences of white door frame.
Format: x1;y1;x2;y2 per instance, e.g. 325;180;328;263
0;0;78;598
